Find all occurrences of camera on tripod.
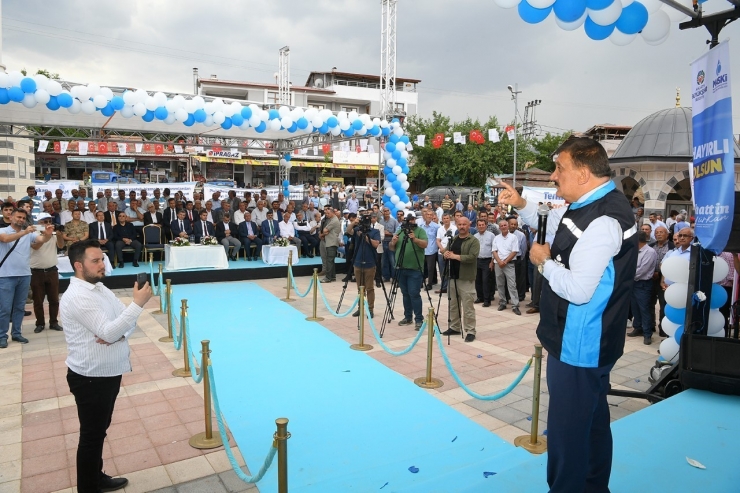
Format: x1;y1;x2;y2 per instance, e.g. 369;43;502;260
400;214;416;235
358;213;372;232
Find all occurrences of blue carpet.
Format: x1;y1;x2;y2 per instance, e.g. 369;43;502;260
171;281;532;493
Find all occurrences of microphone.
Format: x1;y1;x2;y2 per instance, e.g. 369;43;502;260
536;204;550;246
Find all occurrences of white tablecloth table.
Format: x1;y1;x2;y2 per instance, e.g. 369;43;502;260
57;254;112;276
261;245;299;265
164;244;229;271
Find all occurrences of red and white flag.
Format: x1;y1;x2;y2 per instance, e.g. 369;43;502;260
505;125;516;140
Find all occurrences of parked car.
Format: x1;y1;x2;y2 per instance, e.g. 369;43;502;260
420;186;483;207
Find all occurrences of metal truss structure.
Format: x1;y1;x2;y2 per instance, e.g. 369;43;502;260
380;0;398;121
278;46;291;106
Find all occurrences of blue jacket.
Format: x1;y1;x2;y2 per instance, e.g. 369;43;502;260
261;219;281;243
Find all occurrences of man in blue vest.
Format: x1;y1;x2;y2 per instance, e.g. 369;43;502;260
498;137;638;493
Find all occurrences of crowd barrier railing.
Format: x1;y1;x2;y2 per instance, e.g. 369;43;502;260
148;254;165;313
349;287;373;351
281;251;295;303
514;345;548;454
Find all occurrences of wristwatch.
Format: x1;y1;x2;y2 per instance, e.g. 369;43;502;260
537;256;551;275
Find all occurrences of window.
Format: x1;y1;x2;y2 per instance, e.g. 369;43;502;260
19;157;26;178
342;106;357;113
394;103;405;112
267;91;279;104
308;104;325;110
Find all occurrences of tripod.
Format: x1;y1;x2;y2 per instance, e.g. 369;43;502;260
437;243;465;344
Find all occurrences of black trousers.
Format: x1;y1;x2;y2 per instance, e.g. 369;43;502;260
475;258;492;302
513;258;527;301
651;275;666;329
67;369;122;493
424;254;438;286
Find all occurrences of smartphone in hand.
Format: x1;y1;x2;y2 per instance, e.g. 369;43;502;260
136;272;148;286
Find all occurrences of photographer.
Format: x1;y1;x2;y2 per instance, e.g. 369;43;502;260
346;211;381;318
390;212;428;330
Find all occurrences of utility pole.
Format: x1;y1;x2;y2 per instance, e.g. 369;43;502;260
508;83;521;189
379;0;398;186
522;99;541;141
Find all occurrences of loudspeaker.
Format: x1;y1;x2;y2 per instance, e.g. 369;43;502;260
725;191;740;253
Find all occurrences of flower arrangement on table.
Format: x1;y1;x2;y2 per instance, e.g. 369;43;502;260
272;237;289;247
201;236;218;246
172;237;190;247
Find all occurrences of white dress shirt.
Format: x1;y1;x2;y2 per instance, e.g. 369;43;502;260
148;212;158;224
96;221;107;240
60;210;74;225
492;232;519;259
373;222;385;253
252;207;268;225
279;220;296;238
61;277;143;377
83;211;97;224
436;224;458;251
233;210;247;225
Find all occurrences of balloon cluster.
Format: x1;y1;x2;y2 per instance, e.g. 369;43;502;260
381;120;413;217
495;0;689;45
0;71;395;135
658;256;729;362
279;154;293;197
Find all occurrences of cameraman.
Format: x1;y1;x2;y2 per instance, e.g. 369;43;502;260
346;211;381;318
390;212;428;330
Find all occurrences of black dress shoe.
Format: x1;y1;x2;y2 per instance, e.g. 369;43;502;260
11;336;29;344
435;289;447;294
512;307;521;316
49;324;63;331
100;473;128;492
659;329;668;338
482;302;491;307
441;329;461;336
626;329;643;337
497;305;506;311
464;334;476;343
132;261;139;267
34;325;45;333
525;302;534;308
24;310;31;316
474;299;483;304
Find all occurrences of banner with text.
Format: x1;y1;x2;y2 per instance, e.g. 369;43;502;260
691;40;735;254
35;181;81;200
202;184;304;203
92;182;198;202
521;186;567;209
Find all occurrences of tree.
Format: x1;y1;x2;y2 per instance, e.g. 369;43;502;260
20;68;61;79
528;131;571;173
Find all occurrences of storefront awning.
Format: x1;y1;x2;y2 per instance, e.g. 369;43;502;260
194;156;378;171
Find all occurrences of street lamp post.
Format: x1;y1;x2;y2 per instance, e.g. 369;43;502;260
508;83;521;189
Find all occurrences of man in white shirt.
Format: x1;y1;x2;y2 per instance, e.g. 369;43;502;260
60;200;76;226
473;218;496;306
252;200;268;229
139;190;152;210
278;213;302;252
647;212;667;240
492;219;520;315
233;201;248;225
435;212;458;294
124;199;145;227
83;200;98;224
61;239;152;493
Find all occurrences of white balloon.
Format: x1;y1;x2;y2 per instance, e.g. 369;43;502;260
390;195;400;205
385;187;395;197
336;110;347;121
386;158;397;168
230;101;242;114
661;317;680;337
708;309;725;333
133;102;147;117
330;126;342;136
659;337;680;363
528;0;556;7
401;150;409;159
100;87;113;101
278;106;291;118
393;126;404;137
556;11;588;30
120;105;134;118
609;29;637;45
0;73;9;89
280;117;293;129
339;119;351;131
22;94;37;108
708;326;725;337
621;0;634;6
165;99;178;112
494;0;522;9
193;96;206;109
392;165;402;175
153;91;167;106
144;96;158;111
164;114;176;125
269;119;282;131
311;117;323;128
213;111;226;125
664;282;688;308
212;98;225;111
122;90;136;105
34;89;50;105
712;257;730;283
398;173;408;182
357;127;367;136
644;31;670;45
641;10;671;42
8;71;23;86
588;0;623;26
32;73;48;91
47;80;63;97
222;105;235;118
640;0;663;13
172;95;186;108
67;99;81;114
380;120;389;128
248;116;261;127
81;100;96;115
402;182;410;190
86;84;100;96
348;110;359;121
661;256;689;284
175;108;188;122
203;102;214;114
203;115;214;127
93;94;108;109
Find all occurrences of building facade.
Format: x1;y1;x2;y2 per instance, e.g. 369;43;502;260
0;125;35;198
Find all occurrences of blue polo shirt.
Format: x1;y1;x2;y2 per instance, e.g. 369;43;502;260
352;228;381;268
0;226;38;277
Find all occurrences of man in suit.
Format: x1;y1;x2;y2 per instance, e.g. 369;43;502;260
215;212;241;261
143;203;164;227
170;210;192;239
184;201;196;223
212;201;232;225
261;211;280;245
88;211;115;263
464;203;477;223
237;211;262;261
162;198;179;240
112;212;142;267
103;201;120;227
193;210;215;243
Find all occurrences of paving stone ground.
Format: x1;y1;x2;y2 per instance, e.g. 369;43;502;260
1;275;660;493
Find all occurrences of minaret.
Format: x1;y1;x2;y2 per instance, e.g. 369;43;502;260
675;87;681;108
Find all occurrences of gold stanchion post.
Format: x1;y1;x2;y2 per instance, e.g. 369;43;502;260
515;344;547;454
153;259;164;314
172;299;191;377
281;251;295;302
350;287;373;351
415;307;443;389
158;280;173;343
189;340;224;449
305;268;324;322
275;418;290;493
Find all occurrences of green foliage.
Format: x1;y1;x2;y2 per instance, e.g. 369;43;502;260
405;112;536;189
20;68;61;79
529;132;571;173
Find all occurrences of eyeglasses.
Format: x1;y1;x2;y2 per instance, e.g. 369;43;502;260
677;234;693;238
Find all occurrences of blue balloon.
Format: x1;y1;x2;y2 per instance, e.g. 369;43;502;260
109;95;124;110
327;116;338;128
401;164;409;174
389;134;400;143
391;118;399;124
615;2;648;35
284;154;291;161
0;88;9;104
397;157;407;167
553;0;587;22
318;123;329;134
221;117;233;129
57;92;74;108
352;119;363;130
231;113;244;126
241;106;252;119
154;106;169;120
284;188;290;196
370;125;380;136
283;179;290;187
385;142;397;153
392;181;403;191
386;172;397;182
297;117;309;129
518;0;552;24
101;103;115;117
674;325;685;343
20;77;36;93
184;114;195;126
287;122;297;133
710;283;728;309
193;109;207;123
392;149;402;160
584;17;615;40
268;109;280;120
381;127;391;136
383;166;393;175
400;135;410;144
412;194;419;202
142;110;155;122
665;305;686;325
255;121;267;133
344;127;355;137
46;96;60;111
586;0;612;9
8;87;24;102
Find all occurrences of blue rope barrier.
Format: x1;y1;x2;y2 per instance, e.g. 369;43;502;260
183;314;203;383
209;364;278;484
317;282;359;317
170;305;183;351
433;325;532;401
148;260;161;296
290;268;314;298
364;300;427;356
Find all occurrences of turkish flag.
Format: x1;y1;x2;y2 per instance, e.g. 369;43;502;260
322;143;331;154
144;143;151;152
505;125;516;140
470;130;484;144
432;133;444;149
212;145;222;153
53;142;60;152
356;145;361;153
154;144;164;155
98;142;108;154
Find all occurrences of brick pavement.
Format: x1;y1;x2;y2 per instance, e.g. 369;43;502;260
1;275;659;492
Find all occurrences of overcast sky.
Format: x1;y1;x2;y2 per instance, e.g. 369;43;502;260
2;0;739;135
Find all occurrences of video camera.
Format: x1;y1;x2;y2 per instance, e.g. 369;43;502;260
400;214;416;235
358;213;372;232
